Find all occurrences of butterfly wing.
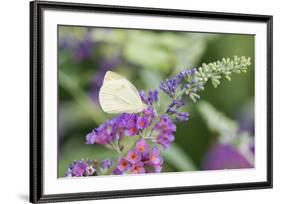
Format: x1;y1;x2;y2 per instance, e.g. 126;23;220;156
99;71;146;114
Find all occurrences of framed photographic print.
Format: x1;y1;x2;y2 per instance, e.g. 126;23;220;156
30;0;273;203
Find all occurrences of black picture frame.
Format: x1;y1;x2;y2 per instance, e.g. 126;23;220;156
30;1;273;203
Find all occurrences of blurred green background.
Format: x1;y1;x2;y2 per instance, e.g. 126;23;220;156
58;26;254;177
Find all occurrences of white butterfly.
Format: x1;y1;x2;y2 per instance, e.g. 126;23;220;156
99;71;147;114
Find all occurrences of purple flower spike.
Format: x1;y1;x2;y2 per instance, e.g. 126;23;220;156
127;149;142;164
72;161;89;177
149;147;163;166
66;60;251;177
136;139;150;153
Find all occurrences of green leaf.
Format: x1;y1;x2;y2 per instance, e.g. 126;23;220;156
124;40;173;72
59;70;106;124
140;69;163;90
197;101;238;143
92;29;128;44
161;144;197;171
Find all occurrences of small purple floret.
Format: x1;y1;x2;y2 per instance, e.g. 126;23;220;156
136;139;150;153
101;159;112;169
149;147;163;166
131;162;145;174
153;115;176;149
176;112;189;121
127;149;142;164
139;89;159;105
137;116;149;130
113;168;123;175
117;158;131;171
72;161;89;177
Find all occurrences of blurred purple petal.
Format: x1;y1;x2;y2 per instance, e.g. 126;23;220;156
202;144;253;170
73;34;93;62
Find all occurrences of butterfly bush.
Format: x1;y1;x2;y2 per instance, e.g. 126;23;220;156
65;56;251;177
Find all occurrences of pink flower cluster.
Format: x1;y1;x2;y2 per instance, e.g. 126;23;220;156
113;139;163;175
